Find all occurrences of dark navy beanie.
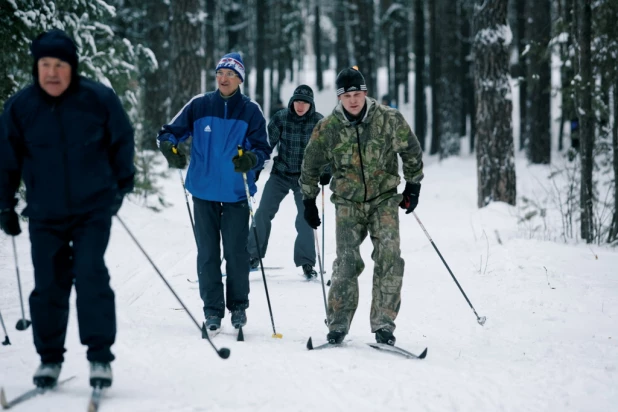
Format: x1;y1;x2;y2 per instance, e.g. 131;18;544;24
30;29;79;71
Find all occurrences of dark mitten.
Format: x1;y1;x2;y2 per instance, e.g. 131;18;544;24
319;173;332;186
159;141;187;169
255;169;262;182
232;151;257;173
0;209;21;236
399;182;421;214
303;198;321;229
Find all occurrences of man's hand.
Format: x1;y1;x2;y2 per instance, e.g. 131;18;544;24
399;182;421;214
160;141;187;169
232;151;257;173
319;173;331;186
303;198;321;229
0;209;21;236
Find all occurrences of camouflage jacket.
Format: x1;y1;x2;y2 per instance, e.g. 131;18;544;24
300;97;423;203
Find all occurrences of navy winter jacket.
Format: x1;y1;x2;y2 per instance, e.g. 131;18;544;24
0;78;135;219
157;90;271;202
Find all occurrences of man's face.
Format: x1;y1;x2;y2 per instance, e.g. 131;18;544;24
293;100;310;117
216;69;242;96
339;91;367;116
37;57;72;97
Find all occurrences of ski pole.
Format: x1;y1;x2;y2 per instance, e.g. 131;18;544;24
175;168;197;243
313;230;329;325
0;309;10;345
115;215;230;359
237;146;282;339
321;185;325;273
412;212;486;326
12;238;31;331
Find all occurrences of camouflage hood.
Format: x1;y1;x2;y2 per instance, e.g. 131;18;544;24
300;97;424;203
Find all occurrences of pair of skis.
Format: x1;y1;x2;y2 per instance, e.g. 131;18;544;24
0;376;106;411
306;337;428;360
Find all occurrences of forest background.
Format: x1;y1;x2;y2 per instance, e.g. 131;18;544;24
1;0;617;246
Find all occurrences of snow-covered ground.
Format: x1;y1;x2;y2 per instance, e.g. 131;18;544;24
1;82;617;412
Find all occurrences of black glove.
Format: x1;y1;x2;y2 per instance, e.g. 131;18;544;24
319;173;331;186
303;198;321;229
399;182;421;214
232;151;257;173
0;209;21;236
255;169;262;182
160;141;187;169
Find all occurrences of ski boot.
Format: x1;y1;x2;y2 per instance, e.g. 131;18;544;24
33;362;62;388
90;361;112;388
231;309;247;329
327;330;346;344
375;328;396;346
302;264;317;279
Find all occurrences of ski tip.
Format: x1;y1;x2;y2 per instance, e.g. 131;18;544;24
0;387;8;409
237;327;244;342
418;347;428;359
272;333;283;339
306;337;314;350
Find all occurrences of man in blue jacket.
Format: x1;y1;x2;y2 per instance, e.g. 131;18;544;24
0;29;135;389
157;52;271;333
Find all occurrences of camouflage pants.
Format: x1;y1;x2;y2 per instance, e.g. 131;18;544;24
327;195;404;334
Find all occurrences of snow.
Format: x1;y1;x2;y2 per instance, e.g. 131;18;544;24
1;80;617;412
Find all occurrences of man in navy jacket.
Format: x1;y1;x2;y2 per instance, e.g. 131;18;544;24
0;29;135;389
157;52;271;333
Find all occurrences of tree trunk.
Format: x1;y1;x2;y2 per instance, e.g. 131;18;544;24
576;0;594;242
436;0;462;158
524;0;551;164
474;0;516;207
354;0;376;95
429;0;440;155
142;1;170;150
205;0;216;91
609;84;618;242
315;3;323;91
516;0;527;151
414;0;426;151
254;0;266;107
335;0;348;74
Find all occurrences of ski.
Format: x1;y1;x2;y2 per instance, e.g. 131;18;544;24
87;386;104;412
306;337;427;359
366;343;428;359
0;376;76;409
250;266;283;272
306;337;344;351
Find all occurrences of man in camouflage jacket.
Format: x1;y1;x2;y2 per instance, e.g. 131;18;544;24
299;67;424;346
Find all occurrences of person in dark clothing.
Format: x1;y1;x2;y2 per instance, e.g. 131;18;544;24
0;29;135;389
157;52;271;333
248;85;326;278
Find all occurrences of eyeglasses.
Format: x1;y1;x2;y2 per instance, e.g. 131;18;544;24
216;71;237;78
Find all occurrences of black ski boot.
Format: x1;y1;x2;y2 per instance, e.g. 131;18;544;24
375;328;396;346
89;361;112;388
302;264;317;279
249;257;260;270
231;309;247;329
33;362;62;388
327;330;346;344
204;316;221;331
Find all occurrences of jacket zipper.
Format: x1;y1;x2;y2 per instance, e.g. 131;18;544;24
355;126;368;202
52;103;72;213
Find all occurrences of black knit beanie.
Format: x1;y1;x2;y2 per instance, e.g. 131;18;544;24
30;29;79;71
335;67;367;96
291;84;314;104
